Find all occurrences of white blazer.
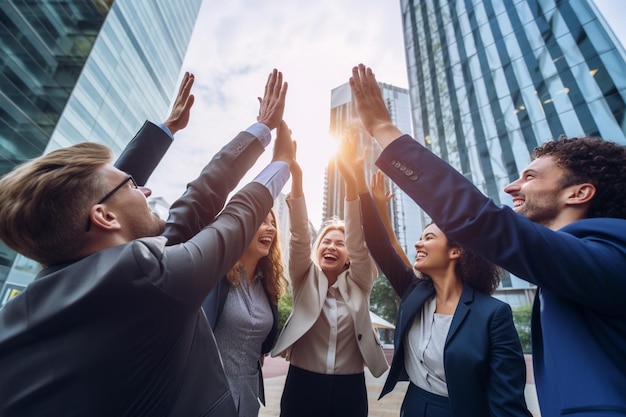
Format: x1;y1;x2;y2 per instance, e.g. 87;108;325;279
271;195;388;378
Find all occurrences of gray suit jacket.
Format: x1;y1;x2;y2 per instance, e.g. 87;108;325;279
0;123;272;417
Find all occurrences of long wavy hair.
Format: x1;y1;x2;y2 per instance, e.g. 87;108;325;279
418;223;501;295
226;209;288;305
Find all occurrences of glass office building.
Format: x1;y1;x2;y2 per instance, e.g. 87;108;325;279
0;0;202;305
400;0;626;304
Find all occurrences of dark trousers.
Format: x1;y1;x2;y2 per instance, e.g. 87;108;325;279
401;382;452;417
279;365;367;417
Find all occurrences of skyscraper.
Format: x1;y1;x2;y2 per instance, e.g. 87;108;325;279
0;0;202;305
325;81;421;263
400;0;626;304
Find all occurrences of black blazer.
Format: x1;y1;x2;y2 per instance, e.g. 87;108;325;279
360;192;531;417
0;123;272;417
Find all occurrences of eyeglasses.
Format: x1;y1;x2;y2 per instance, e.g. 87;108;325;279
86;176;138;231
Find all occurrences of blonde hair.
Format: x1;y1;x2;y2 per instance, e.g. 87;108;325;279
0;142;112;265
226;210;288;305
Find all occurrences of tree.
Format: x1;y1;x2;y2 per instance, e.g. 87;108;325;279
512;304;532;354
370;275;400;325
277;290;292;331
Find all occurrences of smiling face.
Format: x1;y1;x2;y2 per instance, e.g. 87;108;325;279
316;228;349;277
413;223;458;275
244;211;277;261
503;156;568;227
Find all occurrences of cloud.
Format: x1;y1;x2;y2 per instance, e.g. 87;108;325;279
149;0;408;228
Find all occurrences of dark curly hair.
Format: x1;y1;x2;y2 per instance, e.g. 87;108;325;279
419;223;502;295
533;135;626;219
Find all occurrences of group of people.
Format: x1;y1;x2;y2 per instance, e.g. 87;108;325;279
0;64;624;417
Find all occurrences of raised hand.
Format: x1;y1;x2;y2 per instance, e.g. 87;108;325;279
164;72;195;135
257;69;288;131
272;120;295;165
371;170;394;209
349;64;402;148
336;128;368;199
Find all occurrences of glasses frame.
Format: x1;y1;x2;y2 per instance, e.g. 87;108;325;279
86;176;138;231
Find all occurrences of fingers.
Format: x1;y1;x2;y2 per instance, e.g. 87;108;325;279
257;69;288;130
264;69;278;101
264;69;287;102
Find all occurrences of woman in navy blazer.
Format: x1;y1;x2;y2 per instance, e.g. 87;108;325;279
363;193;531;417
337;143;530;417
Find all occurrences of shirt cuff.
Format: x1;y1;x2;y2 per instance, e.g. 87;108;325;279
253;161;290;200
156;123;174;141
245;123;271;147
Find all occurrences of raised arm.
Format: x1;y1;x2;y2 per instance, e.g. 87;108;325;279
336;128;368;199
286;139;314;286
164;69;288;244
336;130;376;290
359;190;417;297
371;170;413;268
115;71;195;185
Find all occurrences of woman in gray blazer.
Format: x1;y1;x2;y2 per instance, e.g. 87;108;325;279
202;208;287;416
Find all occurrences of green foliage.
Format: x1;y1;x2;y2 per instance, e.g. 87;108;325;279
370;275;400;325
512;304;532;354
277;290;293;331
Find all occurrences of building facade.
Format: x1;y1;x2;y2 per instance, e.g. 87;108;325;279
400;0;626;306
325;81;422;263
0;0;202;305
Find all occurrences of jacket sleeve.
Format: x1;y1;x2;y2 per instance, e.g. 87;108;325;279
114;121;172;186
360;191;417;298
138;182;274;308
163;131;265;245
486;303;532;417
287;195;314;289
344;198;376;291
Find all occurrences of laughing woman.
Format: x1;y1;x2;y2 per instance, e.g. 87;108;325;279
202;208;287;417
271;141;388;417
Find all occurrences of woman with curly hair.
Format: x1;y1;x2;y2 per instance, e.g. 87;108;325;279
202;208;288;417
363;213;531;416
337;139;531;417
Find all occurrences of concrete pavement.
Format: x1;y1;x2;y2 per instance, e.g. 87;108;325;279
259;355;541;417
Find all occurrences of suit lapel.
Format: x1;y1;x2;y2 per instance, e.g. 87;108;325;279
446;284;474;347
397;282;435;344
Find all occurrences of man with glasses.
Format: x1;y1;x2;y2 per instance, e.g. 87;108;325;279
0;69;292;417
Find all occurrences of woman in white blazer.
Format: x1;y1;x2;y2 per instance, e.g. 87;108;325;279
271;144;388;417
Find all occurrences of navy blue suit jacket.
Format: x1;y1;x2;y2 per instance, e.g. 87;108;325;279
376;135;626;417
360;192;530;417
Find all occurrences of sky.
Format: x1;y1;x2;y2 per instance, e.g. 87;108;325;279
148;0;409;229
148;0;624;230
